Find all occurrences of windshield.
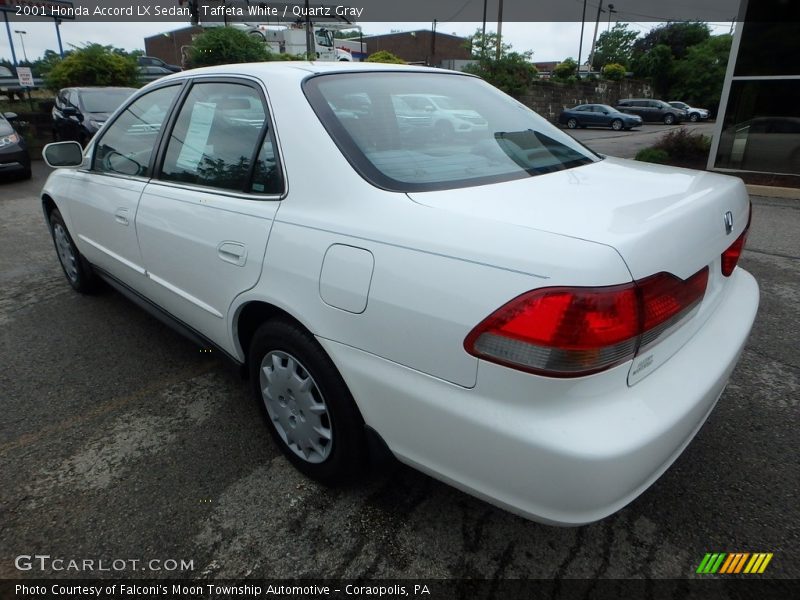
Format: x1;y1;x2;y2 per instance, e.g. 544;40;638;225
80;89;136;113
0;116;13;136
304;72;598;192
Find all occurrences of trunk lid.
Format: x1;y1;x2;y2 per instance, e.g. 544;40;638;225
407;157;749;280
407;157;751;384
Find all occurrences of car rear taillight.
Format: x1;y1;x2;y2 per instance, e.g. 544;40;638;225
465;267;709;377
722;205;752;277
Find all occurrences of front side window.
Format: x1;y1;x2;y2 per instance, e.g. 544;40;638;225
304;72;597;192
94;85;180;177
160;82;276;193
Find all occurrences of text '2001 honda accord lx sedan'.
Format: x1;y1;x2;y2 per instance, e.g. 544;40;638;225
40;62;758;525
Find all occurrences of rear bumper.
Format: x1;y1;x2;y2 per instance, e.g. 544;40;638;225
320;268;759;525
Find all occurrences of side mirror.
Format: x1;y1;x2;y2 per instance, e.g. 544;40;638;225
62;106;80;118
43;141;84;168
105;151;141;176
3;111;18;121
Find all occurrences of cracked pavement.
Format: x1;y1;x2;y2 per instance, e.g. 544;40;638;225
1;161;797;581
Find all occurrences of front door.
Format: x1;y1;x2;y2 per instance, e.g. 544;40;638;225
67;84;182;289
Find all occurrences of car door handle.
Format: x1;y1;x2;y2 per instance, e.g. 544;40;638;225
114;208;129;225
217;241;247;267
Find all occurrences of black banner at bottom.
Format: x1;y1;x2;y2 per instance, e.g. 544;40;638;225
2;579;798;600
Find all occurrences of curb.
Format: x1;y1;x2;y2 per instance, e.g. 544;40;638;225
746;185;800;200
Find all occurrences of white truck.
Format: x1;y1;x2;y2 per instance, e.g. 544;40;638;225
239;23;355;61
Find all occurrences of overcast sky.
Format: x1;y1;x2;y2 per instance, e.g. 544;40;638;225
1;20;734;64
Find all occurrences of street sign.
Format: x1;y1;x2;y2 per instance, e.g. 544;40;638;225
16;66;33;87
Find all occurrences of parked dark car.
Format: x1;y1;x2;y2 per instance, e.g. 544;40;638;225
558;104;643;131
52;87;137;145
138;55;182;73
615;99;686;125
138;65;174;84
0;111;31;180
668;101;710;122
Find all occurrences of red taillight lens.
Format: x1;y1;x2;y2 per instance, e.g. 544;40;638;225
721;205;752;277
465;267;709;377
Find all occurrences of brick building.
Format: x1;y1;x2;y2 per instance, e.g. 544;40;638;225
144;26;204;68
362;30;470;66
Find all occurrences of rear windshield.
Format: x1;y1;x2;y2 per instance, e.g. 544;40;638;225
304;72;598;192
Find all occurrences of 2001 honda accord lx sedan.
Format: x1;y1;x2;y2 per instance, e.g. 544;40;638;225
41;62;758;525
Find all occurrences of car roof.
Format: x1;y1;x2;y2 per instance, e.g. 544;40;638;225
143;61;465;89
63;86;138;92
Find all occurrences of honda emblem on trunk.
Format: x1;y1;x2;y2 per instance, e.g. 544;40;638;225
724;211;734;235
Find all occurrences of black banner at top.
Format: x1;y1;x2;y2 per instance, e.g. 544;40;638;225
1;0;761;24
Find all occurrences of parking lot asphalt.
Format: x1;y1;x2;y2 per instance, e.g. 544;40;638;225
1;154;798;582
565;121;717;159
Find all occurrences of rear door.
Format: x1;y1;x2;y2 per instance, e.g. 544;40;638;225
586;105;606;126
135;78;284;348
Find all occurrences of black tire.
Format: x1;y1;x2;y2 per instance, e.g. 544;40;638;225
611;119;623;131
249;319;368;485
20;166;32;180
48;208;98;293
664;113;676;125
689;113;699;122
566;118;578;129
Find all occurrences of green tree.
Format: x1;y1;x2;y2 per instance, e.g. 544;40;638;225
602;63;626;81
633;44;674;96
31;49;69;78
462;29;538;96
592;24;638;69
466;29;513;59
45;44;138;90
187;26;272;68
633;22;710;62
333;29;363;39
670;34;732;112
365;50;406;64
552;58;578;80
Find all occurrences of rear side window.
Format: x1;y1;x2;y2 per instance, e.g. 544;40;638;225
94;85;180;177
304;72;597;192
159;81;282;194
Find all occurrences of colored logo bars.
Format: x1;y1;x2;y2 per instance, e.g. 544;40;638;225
696;552;773;574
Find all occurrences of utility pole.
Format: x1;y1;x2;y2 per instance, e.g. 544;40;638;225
607;4;615;31
481;0;487;56
588;0;604;73
304;0;314;59
495;0;504;60
431;19;437;66
577;0;587;79
14;30;28;63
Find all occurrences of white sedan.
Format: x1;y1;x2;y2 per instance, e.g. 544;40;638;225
41;62;758;525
